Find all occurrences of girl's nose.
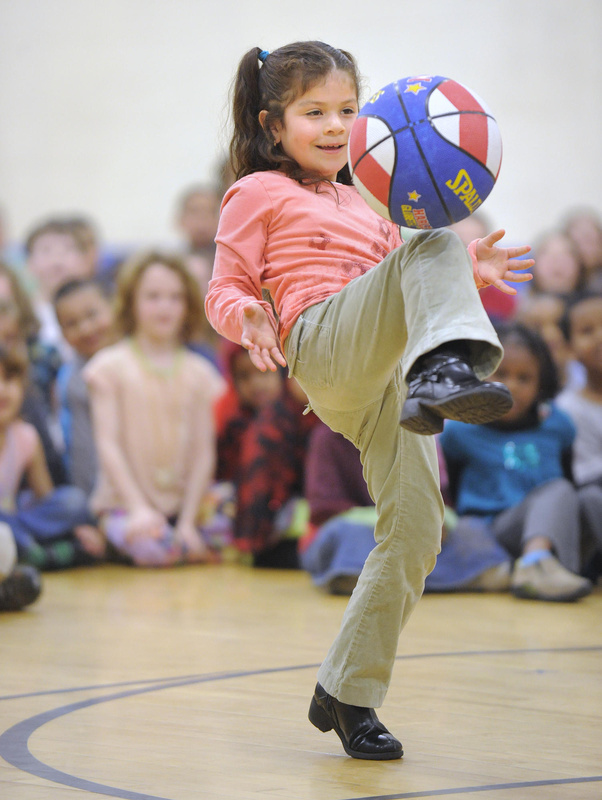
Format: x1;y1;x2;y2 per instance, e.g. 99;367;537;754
324;112;345;134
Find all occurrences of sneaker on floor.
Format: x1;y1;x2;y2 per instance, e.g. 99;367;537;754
0;565;42;611
511;554;592;602
464;562;512;592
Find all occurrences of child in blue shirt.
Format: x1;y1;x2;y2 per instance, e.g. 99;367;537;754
440;323;593;601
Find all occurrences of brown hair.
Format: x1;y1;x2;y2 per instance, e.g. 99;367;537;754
0;343;28;383
0;261;40;341
229;41;362;185
24;217;87;255
113;250;204;342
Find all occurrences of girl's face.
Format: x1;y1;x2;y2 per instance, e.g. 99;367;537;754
0;366;24;429
568;297;602;377
268;70;359;181
534;234;581;295
133;263;187;344
0;275;20;348
491;340;541;423
56;286;114;360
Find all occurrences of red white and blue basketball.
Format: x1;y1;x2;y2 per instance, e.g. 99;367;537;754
348;76;502;229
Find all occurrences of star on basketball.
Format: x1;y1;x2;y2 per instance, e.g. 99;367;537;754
405;82;427;95
408;190;421;202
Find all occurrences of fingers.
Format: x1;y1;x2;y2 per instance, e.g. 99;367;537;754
494;279;517;296
245;344;286;372
483;228;506;245
506;257;535;270
504;270;534;283
507;245;532;258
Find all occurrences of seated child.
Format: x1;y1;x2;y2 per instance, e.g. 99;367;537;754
215;342;284;482
0;345;99;570
556;291;602;579
24;217;95;356
517;291;585;390
54;278;114;496
440;323;595;601
85;251;226;567
301;422;511;595
234;375;317;568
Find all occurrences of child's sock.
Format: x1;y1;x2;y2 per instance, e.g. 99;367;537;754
517;549;552;568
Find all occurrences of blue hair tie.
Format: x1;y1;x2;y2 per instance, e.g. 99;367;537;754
258;50;269;63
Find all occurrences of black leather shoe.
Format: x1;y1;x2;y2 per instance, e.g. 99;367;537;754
400;352;512;435
308;683;403;760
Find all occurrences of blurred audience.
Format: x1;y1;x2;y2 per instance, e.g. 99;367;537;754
0;190;599;609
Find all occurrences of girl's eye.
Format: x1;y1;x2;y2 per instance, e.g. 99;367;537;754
342;107;357;115
306;110;322;116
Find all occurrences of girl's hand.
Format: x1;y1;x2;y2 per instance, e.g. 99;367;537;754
125;507;166;542
174;521;210;561
474;229;534;295
241;303;287;372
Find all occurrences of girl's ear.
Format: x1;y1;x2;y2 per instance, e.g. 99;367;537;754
258;110;281;144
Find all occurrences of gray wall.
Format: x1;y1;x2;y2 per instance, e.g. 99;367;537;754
1;0;600;247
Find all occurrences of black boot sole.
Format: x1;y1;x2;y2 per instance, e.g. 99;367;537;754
400;383;513;435
308;696;403;760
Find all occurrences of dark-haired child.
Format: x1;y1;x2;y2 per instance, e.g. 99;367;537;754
205;40;534;759
55;279;114;501
440;323;594;601
556;292;602;577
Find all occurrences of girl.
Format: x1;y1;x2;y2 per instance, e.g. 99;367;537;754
85;251;225;567
0;345;96;570
440;323;593;601
205;41;534;760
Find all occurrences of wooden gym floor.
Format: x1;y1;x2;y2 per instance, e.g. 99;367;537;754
0;563;600;800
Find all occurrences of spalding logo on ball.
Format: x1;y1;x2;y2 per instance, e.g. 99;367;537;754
348;75;502;229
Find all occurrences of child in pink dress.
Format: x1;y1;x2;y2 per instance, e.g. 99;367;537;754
85;251;225;566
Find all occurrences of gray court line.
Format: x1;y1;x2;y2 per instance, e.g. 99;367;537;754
1;644;600;702
1;647;601;800
354;774;602;799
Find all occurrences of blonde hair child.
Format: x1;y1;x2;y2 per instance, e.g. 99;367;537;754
85;251;225;566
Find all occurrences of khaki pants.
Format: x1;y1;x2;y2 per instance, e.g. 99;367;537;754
284;229;502;707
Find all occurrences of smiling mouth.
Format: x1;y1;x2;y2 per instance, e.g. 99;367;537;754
317;144;345;151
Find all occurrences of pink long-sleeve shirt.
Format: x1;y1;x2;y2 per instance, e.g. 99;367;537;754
205;171;403;347
205;170;484;347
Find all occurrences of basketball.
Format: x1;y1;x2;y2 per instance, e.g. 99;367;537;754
348;75;502;229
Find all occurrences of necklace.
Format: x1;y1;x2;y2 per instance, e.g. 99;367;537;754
131;340;187;492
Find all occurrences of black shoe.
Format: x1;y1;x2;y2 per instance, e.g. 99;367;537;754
400;349;512;435
308;682;403;760
0;566;42;611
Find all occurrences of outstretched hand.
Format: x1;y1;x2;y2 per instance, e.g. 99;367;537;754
241;303;287;372
475;229;534;295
